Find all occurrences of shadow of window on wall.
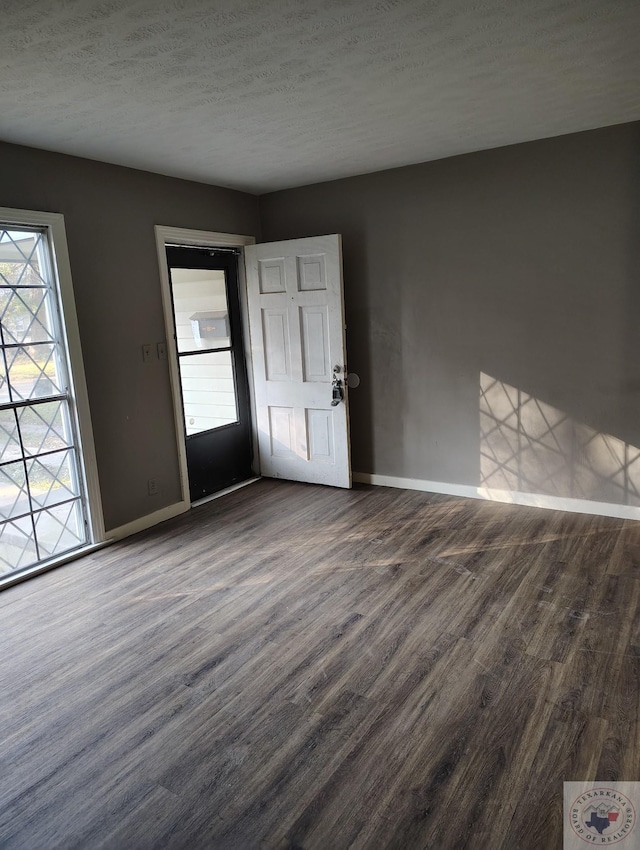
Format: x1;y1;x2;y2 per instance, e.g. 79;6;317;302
480;373;640;507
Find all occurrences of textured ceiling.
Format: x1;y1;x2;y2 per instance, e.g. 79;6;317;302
1;0;639;193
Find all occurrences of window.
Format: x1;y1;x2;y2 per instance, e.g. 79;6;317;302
0;210;102;585
169;265;239;435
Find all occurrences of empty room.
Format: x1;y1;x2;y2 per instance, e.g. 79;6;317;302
1;1;640;848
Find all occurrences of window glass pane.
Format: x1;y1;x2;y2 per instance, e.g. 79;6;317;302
171;267;231;353
0;288;55;345
0;516;38;575
179;350;238;435
6;344;64;400
0;355;9;405
0;230;45;286
27;449;80;509
35;499;85;559
19;400;73;456
0;461;29;520
0;409;21;464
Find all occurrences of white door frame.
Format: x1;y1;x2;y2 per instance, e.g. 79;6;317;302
154;226;258;506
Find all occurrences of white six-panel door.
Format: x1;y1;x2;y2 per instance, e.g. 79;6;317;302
244;235;351;488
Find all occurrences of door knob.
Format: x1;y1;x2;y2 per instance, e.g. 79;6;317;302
331;370;344;406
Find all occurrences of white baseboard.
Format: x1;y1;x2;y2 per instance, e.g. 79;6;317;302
106;478;261;541
106;500;190;542
352;472;640;521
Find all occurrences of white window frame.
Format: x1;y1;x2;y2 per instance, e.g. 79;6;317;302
0;207;105;576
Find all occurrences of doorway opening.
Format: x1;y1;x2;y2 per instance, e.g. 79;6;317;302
155;226;351;507
165;245;253;502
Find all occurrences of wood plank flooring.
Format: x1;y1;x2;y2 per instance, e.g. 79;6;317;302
1;479;639;849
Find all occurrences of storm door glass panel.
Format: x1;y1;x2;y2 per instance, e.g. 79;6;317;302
170;268;239;435
0;226;88;578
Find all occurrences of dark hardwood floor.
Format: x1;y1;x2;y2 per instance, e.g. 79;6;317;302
1;479;639;849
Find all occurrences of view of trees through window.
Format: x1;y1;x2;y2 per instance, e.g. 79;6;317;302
0;226;87;577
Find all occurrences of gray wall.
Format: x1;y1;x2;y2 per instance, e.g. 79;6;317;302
260;122;640;507
3;123;639;527
0;142;260;530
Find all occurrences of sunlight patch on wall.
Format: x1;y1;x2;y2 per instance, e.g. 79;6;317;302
480;373;640;506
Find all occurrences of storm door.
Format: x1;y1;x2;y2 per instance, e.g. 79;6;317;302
166;246;253;501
